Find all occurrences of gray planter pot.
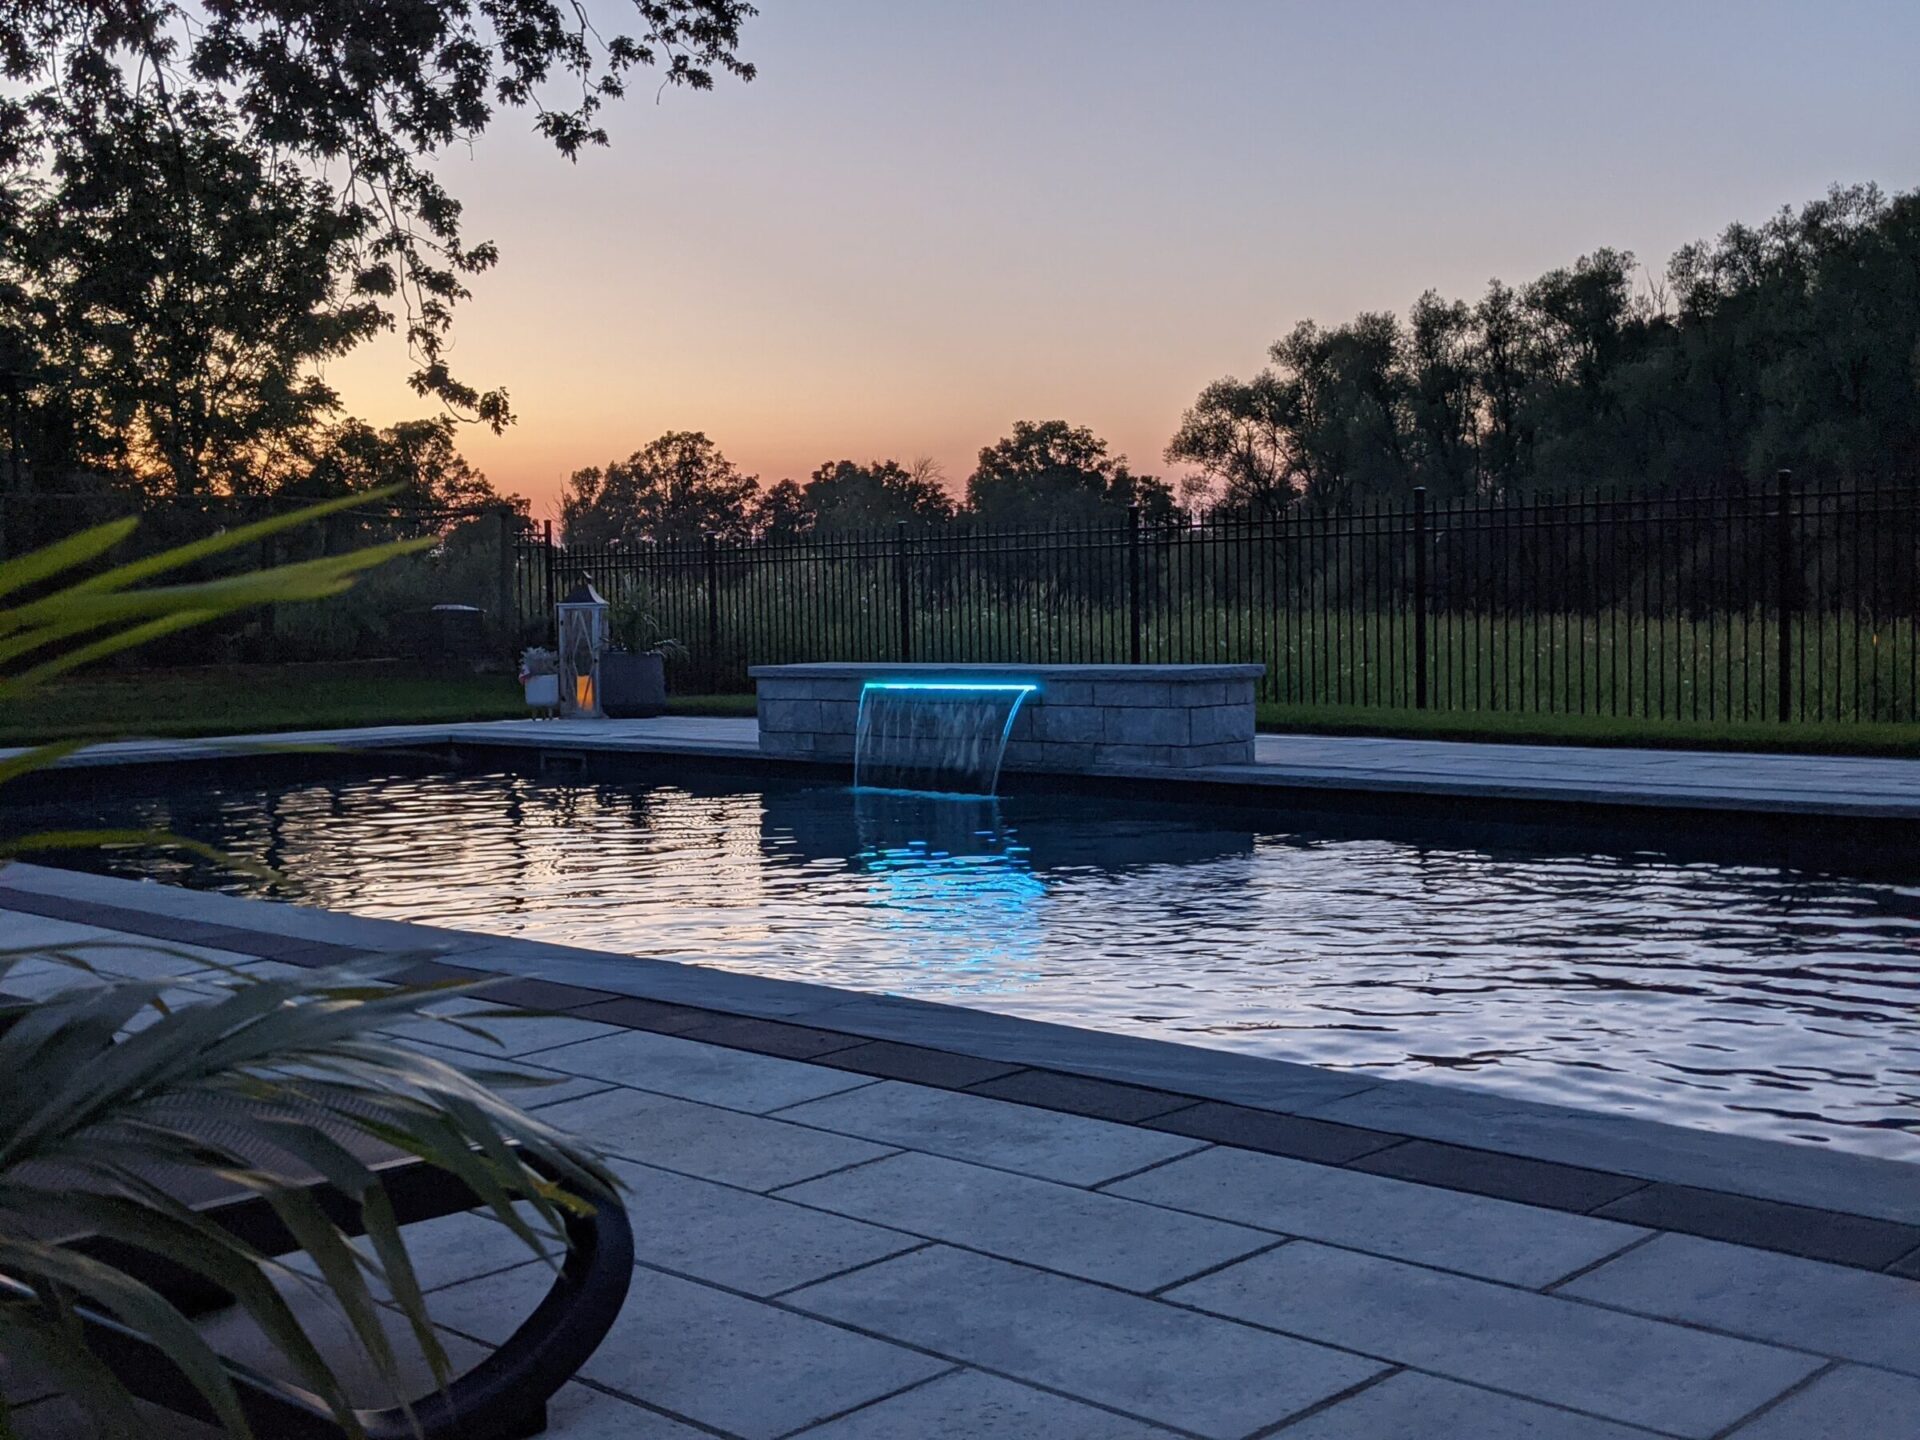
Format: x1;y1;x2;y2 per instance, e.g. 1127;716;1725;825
600;650;668;718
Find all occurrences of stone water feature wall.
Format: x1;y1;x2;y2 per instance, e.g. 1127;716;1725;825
751;663;1263;773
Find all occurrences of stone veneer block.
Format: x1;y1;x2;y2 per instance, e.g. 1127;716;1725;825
752;663;1263;777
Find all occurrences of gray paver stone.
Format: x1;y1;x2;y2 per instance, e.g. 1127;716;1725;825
1108;1145;1644;1286
539;1086;895;1191
778;1150;1271;1291
613;1157;920;1295
1724;1365;1920;1439
1275;1371;1655;1439
535;1028;872;1111
1561;1232;1920;1375
429;1262;946;1440
787;1245;1383;1440
1166;1242;1821;1438
775;1080;1203;1185
795;1369;1177;1438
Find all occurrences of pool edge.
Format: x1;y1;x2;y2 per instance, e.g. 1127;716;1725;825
6;859;1918;1265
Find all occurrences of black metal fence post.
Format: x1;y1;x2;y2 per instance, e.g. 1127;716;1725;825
1127;503;1142;664
1776;469;1793;723
896;520;912;661
494;506;516;653
542;519;555;624
704;532;721;693
1412;486;1429;709
499;475;1910;722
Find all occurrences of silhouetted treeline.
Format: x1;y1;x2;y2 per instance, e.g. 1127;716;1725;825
559;420;1180;547
1168;185;1920;511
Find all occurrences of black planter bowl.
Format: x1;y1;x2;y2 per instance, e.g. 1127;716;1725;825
600;650;668;718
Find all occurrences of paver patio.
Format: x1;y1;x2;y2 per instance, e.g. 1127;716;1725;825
7;887;1920;1438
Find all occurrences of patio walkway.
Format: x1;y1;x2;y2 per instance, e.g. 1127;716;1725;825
22;713;1920;817
5;877;1919;1438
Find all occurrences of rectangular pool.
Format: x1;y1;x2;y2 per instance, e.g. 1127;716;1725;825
12;756;1920;1160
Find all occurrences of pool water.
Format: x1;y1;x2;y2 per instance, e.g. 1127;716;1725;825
15;765;1920;1159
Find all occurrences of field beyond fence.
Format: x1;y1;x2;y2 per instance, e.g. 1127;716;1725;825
518;480;1920;727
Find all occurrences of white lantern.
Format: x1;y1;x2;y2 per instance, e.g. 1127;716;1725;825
555;580;609;718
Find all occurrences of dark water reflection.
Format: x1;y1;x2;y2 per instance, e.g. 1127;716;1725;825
14;765;1920;1158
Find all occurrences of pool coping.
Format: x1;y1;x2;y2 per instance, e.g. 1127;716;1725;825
15;716;1920;819
6;860;1918;1280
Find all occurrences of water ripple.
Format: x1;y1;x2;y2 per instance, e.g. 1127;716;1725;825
21;767;1920;1159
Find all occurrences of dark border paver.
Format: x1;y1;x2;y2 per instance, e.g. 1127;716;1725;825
678;1014;873;1059
819;1040;1024;1088
570;995;722;1035
467;976;620;1011
965;1069;1199;1123
1592;1182;1920;1270
1349;1137;1649;1213
1145;1100;1402;1164
388;958;489;986
269;940;378;967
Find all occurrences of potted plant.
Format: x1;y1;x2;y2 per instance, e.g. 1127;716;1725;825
519;645;559;715
601;593;686;718
0;497;620;1437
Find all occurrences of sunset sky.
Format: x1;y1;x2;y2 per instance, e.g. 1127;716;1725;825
325;0;1920;516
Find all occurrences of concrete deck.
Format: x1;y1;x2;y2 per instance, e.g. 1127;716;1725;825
19;713;1920;818
5;868;1919;1438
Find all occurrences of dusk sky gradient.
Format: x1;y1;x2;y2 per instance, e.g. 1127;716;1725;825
324;0;1920;514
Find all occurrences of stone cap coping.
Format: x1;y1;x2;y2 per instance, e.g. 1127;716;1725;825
748;662;1265;682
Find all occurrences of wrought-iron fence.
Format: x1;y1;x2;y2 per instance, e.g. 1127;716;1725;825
2;491;526;664
517;475;1920;724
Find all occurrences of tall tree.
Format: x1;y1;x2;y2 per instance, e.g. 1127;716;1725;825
1169;184;1920;504
1164;372;1295;514
1;0;755;497
1404;291;1480;498
298;417;518;512
794;457;954;532
966;420;1177;527
561;431;757;547
9;90;380;496
750;477;810;542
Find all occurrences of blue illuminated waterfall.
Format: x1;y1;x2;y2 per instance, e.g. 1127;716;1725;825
852;682;1035;795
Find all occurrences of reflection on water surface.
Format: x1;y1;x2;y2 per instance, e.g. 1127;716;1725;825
18;766;1920;1159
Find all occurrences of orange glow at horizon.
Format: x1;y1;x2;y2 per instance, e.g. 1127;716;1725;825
321;2;1918;517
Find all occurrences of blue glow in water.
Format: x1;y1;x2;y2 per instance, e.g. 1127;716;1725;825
854;681;1037;795
850;789;1047;990
25;769;1920;1158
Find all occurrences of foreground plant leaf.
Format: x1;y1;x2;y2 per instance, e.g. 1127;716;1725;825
0;496;617;1440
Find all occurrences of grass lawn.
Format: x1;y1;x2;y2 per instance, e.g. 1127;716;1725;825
3;663;1912;756
1254;703;1920;757
0;662;756;746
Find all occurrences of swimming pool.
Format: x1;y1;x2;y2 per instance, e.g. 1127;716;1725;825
14;760;1920;1159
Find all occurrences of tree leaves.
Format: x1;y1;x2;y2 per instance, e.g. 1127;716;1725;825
0;490;615;1440
1169;184;1920;508
0;2;756;489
